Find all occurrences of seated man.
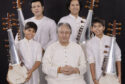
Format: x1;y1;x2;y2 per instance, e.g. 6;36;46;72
42;23;87;84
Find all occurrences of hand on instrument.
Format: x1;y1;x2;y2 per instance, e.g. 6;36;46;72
9;65;13;70
118;75;121;84
25;70;32;82
94;80;99;84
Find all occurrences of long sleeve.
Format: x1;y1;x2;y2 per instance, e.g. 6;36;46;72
43;21;57;49
115;41;121;61
42;46;58;78
78;47;87;75
86;42;95;64
36;43;42;62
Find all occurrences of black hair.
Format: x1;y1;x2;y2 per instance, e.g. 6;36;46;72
25;22;37;32
66;0;82;11
92;17;105;27
57;23;72;34
31;0;44;7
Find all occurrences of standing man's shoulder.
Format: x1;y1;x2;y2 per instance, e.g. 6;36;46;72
59;15;71;23
25;17;34;23
43;16;56;24
60;15;70;20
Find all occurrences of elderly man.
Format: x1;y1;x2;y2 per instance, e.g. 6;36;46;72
42;23;86;84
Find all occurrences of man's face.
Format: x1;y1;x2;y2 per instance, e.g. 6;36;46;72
69;0;80;16
31;1;44;17
58;25;71;44
24;28;36;40
91;23;105;37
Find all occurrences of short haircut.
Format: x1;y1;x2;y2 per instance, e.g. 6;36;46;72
92;17;105;27
31;0;44;7
25;22;37;32
57;23;72;34
66;0;82;10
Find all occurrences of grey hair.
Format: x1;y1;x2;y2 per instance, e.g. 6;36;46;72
57;23;72;34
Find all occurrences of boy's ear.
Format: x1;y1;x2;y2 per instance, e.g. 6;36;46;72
43;6;44;11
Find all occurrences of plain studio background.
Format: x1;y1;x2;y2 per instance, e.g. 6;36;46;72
0;0;125;84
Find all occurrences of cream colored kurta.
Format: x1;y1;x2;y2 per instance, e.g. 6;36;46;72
86;35;121;80
58;14;86;42
42;41;86;84
17;38;42;84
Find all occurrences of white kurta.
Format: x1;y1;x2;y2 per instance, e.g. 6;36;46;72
25;16;57;49
58;14;86;42
86;35;121;80
17;38;42;84
42;41;86;84
16;9;57;50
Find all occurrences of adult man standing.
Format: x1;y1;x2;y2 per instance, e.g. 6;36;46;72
42;23;86;84
58;0;86;42
16;0;57;84
16;0;57;50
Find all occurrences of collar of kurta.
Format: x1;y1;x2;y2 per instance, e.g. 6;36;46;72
94;34;106;41
69;14;81;20
57;41;72;48
24;38;33;43
32;16;45;21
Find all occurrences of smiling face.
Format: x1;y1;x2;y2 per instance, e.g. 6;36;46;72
24;28;36;40
91;22;105;38
58;24;71;45
31;1;44;17
69;0;80;16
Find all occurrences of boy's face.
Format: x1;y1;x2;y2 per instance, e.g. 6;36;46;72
69;0;80;16
24;28;36;40
91;22;105;37
31;1;44;17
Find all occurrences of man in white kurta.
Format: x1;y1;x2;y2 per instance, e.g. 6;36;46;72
58;0;86;42
58;0;91;84
86;35;121;80
42;23;86;84
59;14;86;42
16;9;57;50
16;1;57;50
17;38;42;84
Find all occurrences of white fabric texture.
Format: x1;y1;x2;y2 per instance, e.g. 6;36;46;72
15;9;57;50
86;35;121;80
42;41;87;84
58;14;86;42
99;74;120;84
17;38;42;84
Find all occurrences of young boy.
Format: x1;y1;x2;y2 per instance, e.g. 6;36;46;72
17;22;42;84
86;18;121;84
